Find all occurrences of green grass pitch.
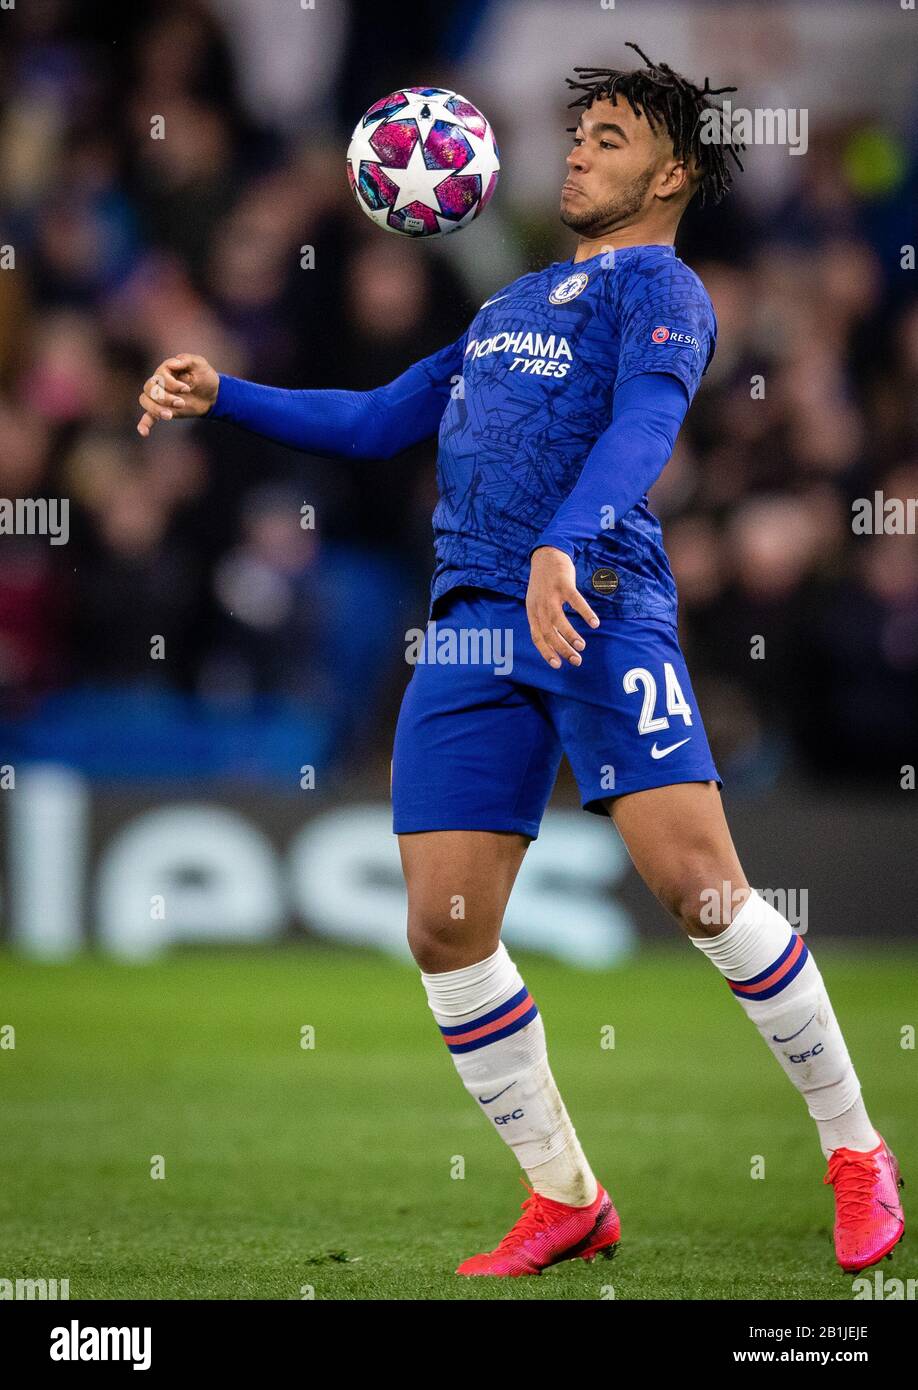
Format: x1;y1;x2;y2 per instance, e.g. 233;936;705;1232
2;943;914;1300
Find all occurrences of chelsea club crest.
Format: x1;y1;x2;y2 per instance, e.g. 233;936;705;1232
549;272;589;305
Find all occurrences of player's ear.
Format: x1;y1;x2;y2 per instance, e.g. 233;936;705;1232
656;158;693;202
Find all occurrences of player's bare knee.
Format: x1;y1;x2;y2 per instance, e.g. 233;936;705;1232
406;895;502;972
666;857;731;936
407;905;461;971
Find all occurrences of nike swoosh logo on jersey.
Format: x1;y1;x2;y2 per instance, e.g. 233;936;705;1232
478;1082;516;1105
773;1013;816;1043
480;295;509;309
650;738;691;759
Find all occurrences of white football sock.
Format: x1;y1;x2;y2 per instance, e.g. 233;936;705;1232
815;1097;881;1157
690;891;879;1159
421;943;598;1206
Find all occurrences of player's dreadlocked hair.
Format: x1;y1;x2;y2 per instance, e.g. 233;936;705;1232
566;41;744;206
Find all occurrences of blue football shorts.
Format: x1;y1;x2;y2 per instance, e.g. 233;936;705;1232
392;586;721;838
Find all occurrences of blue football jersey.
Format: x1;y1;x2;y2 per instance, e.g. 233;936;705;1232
429;244;716;621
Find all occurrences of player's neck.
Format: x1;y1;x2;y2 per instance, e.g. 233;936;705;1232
572;225;677;264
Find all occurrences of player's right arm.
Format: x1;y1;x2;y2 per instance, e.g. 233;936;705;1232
137;336;466;459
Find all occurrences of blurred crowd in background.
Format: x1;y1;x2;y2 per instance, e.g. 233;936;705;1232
0;0;916;789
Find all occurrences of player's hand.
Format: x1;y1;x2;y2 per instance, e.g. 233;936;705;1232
526;546;600;669
137;354;219;436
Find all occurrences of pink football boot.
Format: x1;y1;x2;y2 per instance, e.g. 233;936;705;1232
824;1135;905;1273
456;1183;620;1277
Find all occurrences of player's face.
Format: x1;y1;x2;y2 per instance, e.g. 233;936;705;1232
560;97;675;237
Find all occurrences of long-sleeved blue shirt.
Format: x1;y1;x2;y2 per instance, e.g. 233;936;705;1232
211;243;716;621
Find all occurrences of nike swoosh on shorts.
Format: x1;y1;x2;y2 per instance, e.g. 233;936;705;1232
650;738;691;759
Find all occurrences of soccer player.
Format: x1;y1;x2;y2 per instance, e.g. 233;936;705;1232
138;46;904;1278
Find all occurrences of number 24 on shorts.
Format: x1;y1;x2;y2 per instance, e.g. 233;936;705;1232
623;663;693;735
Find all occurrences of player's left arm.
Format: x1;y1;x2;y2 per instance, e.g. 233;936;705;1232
527;262;716;668
526;372;689;667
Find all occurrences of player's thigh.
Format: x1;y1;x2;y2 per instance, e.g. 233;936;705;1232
537;616;747;931
392;658;556;967
540;617;721;808
609;781;749;932
391;636;561;840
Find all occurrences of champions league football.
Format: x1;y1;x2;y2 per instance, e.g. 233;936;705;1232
346;86;500;236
